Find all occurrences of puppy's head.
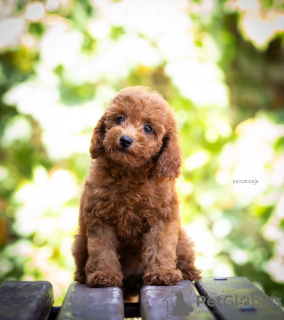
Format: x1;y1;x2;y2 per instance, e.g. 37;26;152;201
90;86;182;178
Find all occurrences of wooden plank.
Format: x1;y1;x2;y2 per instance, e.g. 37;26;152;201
0;281;54;320
140;280;216;320
57;281;124;320
195;277;284;320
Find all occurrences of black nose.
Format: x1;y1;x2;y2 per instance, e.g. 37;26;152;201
120;135;133;148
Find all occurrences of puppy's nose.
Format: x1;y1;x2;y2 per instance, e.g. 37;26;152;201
120;135;133;148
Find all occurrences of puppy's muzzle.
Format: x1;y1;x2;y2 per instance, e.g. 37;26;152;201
120;136;133;148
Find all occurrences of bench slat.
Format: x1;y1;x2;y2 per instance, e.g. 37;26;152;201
57;281;124;320
0;281;54;320
195;277;284;320
140;280;216;320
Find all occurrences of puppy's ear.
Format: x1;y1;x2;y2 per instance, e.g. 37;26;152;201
89;115;106;159
157;116;182;179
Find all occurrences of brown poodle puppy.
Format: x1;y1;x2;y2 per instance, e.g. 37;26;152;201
72;86;201;296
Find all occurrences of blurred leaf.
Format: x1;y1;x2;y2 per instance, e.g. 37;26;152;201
261;0;284;9
27;22;47;40
274;136;284;154
110;26;125;40
279;219;284;231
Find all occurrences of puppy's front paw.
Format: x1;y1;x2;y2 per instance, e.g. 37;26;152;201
182;266;202;281
86;270;123;287
143;269;182;286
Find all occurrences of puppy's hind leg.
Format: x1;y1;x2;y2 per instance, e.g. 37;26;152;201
72;233;88;284
176;228;202;281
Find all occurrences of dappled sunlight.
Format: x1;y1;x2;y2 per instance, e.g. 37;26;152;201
24;2;46;21
184;150;210;172
215;116;284;282
216;118;284;200
212;219;233;239
0;0;283;305
4;82;103;160
166;58;229;108
264;194;284;282
41;27;83;68
14;167;78;236
185;221;219;273
227;0;284;47
93;0;191;38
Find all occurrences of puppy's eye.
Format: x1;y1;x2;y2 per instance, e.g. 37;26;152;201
144;124;152;133
117;117;125;124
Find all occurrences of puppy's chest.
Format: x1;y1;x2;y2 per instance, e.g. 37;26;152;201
109;184;143;207
106;184;151;239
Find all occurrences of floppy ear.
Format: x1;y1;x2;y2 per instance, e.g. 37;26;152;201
89;115;106;159
157;118;182;179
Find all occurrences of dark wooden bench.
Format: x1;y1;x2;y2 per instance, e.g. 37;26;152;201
0;277;283;319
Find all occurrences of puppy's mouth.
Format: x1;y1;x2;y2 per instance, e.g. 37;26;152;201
117;147;130;154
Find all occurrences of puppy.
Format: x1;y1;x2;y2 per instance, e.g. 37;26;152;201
72;86;201;297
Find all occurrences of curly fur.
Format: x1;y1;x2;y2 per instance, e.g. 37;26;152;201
72;86;201;298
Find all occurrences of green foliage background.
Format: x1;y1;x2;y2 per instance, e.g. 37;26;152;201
0;0;283;305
